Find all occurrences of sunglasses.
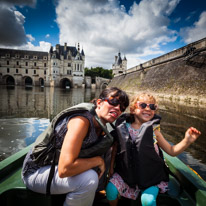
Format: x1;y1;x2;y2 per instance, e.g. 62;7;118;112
137;101;157;111
102;97;126;112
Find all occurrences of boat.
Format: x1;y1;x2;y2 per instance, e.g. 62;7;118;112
0;144;206;206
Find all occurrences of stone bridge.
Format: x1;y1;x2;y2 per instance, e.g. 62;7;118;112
85;76;111;89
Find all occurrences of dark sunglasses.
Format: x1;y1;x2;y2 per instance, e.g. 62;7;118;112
137;101;157;111
101;97;126;112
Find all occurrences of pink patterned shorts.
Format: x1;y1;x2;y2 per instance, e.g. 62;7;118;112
109;172;168;200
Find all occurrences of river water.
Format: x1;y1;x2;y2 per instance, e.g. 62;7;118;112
0;85;206;181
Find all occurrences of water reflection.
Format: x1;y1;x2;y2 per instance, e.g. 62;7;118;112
0;118;49;160
0;85;101;160
0;86;206;180
158;100;206;163
0;85;101;120
158;100;206;180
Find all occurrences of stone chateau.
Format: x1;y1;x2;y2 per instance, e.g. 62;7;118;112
112;52;127;76
0;43;85;88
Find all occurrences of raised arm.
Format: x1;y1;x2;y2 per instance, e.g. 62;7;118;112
155;127;201;156
58;116;105;178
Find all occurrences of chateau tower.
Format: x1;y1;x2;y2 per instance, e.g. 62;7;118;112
112;52;127;76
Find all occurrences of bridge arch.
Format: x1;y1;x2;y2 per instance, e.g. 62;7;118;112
39;78;44;87
100;82;108;89
4;75;15;85
59;78;72;88
24;76;33;86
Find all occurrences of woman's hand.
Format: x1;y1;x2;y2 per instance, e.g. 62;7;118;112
185;127;201;143
97;156;106;179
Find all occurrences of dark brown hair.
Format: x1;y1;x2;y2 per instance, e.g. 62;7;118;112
92;87;129;112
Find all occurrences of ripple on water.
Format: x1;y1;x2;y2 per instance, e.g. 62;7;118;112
0;118;49;161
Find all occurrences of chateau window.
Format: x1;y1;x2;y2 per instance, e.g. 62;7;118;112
77;64;79;71
16;61;19;66
25;55;28;59
68;63;71;67
34;62;37;67
67;70;71;75
16;55;19;59
7;68;10;73
16;69;18;73
25;62;28;66
44;70;46;75
7;61;9;65
25;69;28;74
33;56;37;59
34;70;36;74
43;56;47;60
6;54;10;58
44;63;47;67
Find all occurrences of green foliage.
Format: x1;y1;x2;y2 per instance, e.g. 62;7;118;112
85;67;113;79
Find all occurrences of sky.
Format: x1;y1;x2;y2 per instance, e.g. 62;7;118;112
0;0;206;69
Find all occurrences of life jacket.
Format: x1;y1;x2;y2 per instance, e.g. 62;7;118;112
29;102;115;195
31;102;114;167
114;113;169;189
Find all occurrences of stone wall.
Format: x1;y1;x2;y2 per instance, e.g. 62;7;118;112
109;38;206;104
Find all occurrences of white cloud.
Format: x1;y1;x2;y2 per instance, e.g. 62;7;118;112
26;34;35;41
4;41;51;52
180;11;206;44
45;34;50;38
21;41;51;52
56;0;179;69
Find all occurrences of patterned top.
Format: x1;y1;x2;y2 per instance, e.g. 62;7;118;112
109;122;168;200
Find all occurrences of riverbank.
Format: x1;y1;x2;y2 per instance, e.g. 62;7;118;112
109;50;206;106
109;38;206;106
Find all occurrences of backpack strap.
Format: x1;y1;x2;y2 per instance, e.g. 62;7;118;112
46;148;56;195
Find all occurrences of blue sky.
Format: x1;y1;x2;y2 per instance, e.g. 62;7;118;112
0;0;206;69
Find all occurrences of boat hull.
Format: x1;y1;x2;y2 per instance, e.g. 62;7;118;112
0;145;206;206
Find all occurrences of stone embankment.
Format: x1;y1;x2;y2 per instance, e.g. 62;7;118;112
109;38;206;106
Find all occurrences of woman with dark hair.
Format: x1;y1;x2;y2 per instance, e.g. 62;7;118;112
22;87;129;206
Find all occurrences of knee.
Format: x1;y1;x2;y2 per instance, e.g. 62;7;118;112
106;182;119;201
141;193;156;206
79;169;99;192
141;186;159;206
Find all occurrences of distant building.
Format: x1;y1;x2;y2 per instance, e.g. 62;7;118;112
112;52;127;76
0;43;85;88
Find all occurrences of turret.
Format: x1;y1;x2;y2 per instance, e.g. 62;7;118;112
64;43;67;52
56;44;60;54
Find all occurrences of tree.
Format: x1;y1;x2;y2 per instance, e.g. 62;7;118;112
85;67;113;79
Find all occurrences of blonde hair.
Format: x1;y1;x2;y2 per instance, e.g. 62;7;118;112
130;93;157;113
